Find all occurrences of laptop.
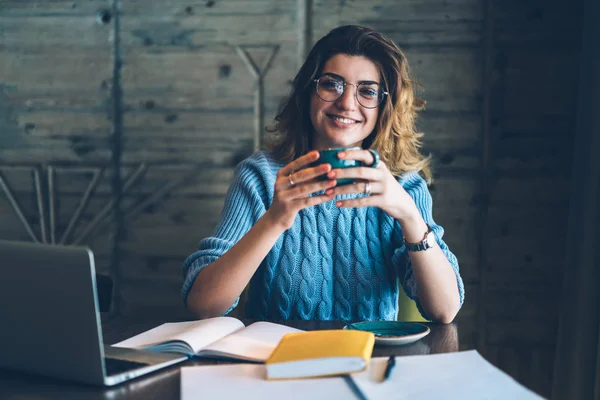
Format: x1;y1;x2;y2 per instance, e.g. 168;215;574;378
0;240;187;386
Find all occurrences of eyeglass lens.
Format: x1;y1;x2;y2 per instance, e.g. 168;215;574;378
316;76;384;108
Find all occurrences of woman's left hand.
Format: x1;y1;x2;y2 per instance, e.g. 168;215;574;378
324;148;420;223
327;149;461;323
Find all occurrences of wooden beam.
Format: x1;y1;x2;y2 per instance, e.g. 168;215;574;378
297;0;313;69
234;45;279;152
477;0;495;355
0;169;39;243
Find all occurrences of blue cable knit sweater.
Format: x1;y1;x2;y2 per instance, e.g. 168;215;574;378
182;151;464;321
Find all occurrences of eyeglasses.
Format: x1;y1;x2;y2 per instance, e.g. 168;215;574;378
313;74;388;109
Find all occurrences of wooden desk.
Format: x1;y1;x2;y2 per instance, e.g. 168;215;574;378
0;315;462;400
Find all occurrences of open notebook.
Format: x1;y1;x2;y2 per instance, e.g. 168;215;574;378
114;317;302;362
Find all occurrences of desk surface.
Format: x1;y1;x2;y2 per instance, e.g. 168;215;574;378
0;315;462;400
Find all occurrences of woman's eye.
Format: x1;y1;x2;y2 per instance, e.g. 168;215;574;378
319;78;342;89
359;88;378;98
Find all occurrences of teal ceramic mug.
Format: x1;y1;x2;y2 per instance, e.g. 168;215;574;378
314;147;362;186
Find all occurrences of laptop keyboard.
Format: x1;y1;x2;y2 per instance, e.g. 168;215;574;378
104;357;150;376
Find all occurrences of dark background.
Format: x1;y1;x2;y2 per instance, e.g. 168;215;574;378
1;1;597;398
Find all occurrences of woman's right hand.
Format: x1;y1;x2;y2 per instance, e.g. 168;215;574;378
266;150;337;230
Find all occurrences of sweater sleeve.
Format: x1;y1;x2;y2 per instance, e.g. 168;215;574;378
181;154;271;314
391;172;465;320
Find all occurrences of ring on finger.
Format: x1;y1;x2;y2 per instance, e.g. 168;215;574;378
368;149;380;168
288;173;295;187
364;181;371;196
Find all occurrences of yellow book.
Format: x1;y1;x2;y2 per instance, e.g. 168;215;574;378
265;330;375;380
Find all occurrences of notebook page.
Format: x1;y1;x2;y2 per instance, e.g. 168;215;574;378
114;317;245;354
199;321;303;362
181;364;354;400
353;350;545;400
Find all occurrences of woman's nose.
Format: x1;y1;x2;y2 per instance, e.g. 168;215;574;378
335;85;358;110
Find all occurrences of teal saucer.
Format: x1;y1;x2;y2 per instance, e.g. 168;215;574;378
343;321;430;346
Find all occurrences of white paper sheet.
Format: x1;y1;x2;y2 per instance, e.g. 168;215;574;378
353;350;546;400
180;364;355;400
181;350;545;400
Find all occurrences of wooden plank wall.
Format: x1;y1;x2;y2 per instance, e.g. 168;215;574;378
0;0;583;397
0;0;116;276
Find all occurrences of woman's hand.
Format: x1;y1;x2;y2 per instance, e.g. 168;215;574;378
324;149;420;223
326;149;462;323
266;151;337;230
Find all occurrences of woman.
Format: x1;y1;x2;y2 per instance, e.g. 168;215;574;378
183;25;464;323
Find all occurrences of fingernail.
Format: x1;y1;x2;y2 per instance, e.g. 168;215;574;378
336;201;343;207
338;152;345;158
325;188;334;195
328;171;336;178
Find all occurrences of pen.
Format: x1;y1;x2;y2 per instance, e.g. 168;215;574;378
383;355;395;381
343;375;369;400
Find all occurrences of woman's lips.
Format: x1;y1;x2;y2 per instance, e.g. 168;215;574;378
326;113;361;127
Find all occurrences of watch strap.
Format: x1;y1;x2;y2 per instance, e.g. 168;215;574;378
404;224;434;252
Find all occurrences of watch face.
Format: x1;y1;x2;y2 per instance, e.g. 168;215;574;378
426;231;435;248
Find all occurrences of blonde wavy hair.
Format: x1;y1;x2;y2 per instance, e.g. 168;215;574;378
266;25;432;183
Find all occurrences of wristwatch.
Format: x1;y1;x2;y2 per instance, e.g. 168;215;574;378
404;224;435;252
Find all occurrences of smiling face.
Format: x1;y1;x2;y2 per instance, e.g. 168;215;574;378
309;54;381;150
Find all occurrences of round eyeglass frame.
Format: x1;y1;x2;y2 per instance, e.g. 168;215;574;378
313;76;389;109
